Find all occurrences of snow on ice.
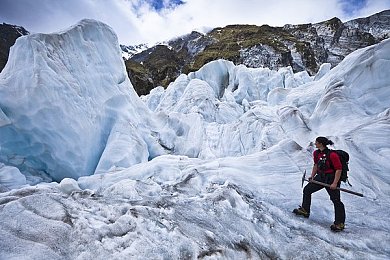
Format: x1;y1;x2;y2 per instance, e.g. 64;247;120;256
0;19;389;259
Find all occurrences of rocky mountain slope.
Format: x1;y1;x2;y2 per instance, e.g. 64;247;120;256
125;10;390;95
0;23;29;73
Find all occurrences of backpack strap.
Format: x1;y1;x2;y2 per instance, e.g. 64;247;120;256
327;149;334;170
314;149;324;164
321;149;336;174
314;149;319;162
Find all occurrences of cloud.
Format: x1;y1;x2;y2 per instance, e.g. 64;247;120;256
0;0;143;43
0;0;389;45
346;0;390;18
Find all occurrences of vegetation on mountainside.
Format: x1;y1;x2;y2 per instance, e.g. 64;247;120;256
324;17;343;31
125;60;154;96
357;32;377;45
189;24;297;72
294;41;317;73
124;10;387;94
126;45;183;91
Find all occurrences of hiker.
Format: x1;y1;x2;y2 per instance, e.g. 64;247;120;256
293;136;346;231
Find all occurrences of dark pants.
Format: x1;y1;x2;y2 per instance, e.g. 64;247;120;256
302;173;346;224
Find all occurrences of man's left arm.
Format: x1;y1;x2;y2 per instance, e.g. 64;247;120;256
330;152;342;189
331;170;342;189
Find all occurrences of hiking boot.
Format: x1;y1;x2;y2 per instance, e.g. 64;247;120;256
293;206;310;218
330;223;345;232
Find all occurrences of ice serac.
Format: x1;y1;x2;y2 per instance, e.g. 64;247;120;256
309;38;390;135
0;19;156;181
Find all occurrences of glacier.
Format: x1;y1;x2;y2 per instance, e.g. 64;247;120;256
0;19;166;183
0;19;389;259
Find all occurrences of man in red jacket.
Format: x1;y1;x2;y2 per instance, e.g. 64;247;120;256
293;136;346;232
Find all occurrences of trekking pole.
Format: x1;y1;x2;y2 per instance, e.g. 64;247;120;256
301;170;364;197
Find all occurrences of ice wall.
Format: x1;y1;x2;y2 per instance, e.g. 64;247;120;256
0;19;157;181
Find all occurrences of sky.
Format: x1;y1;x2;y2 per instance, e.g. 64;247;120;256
0;0;389;45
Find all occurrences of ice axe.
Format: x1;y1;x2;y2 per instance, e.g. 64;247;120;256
302;170;364;197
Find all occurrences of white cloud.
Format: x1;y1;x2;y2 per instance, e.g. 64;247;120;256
0;0;389;45
346;0;390;19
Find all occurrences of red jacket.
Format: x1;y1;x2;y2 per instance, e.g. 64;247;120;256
313;149;342;174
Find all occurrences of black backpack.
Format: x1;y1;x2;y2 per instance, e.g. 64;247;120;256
328;150;350;183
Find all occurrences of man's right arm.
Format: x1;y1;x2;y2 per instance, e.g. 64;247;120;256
310;164;317;180
310;150;318;181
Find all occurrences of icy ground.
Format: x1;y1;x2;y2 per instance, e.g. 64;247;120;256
0;20;389;259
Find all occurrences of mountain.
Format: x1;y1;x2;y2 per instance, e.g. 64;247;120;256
120;43;148;59
0;19;389;259
124;10;390;95
0;23;29;73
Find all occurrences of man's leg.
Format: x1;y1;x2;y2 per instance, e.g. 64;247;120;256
302;182;324;213
327;188;346;224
